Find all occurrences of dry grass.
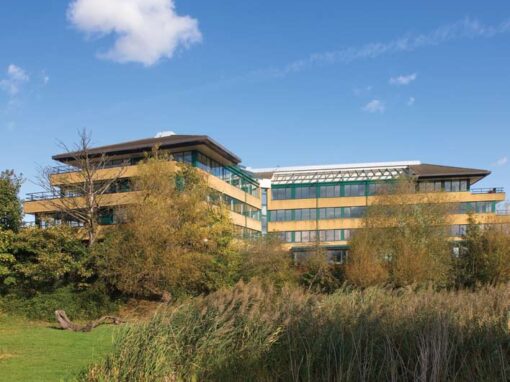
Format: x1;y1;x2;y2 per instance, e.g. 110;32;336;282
82;282;510;381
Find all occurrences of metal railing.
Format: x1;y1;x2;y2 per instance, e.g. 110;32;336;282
470;187;504;194
49;160;135;174
25;191;62;201
496;210;510;215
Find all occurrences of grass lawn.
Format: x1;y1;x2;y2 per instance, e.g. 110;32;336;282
0;313;115;382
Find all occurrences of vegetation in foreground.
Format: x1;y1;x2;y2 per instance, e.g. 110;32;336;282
83;281;510;382
0;314;114;382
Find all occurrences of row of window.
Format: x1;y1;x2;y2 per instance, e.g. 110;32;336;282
220;194;261;221
457;201;495;214
277;229;355;243
272;183;369;200
271;179;471;200
269;206;366;222
195;152;260;197
418;179;469;193
293;249;349;264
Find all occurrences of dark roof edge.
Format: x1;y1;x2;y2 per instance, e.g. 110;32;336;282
52;135;242;164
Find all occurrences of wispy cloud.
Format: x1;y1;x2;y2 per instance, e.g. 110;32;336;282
0;64;30;95
407;96;416;106
67;0;202;66
256;17;510;79
493;156;508;166
390;73;417;86
363;99;385;113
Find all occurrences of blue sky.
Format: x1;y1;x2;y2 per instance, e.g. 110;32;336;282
0;0;509;204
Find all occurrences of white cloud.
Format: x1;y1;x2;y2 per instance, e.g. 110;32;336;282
260;17;510;78
390;73;417;86
67;0;202;66
494;156;508;166
0;64;30;95
363;99;385;113
407;96;416;106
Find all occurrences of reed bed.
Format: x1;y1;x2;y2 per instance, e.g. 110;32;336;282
82;282;510;381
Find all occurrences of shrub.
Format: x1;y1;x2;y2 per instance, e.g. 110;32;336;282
0;284;120;321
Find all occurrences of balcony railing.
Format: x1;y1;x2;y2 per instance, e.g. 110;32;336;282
496;210;510;216
50;160;134;174
25;191;62;201
470;187;504;194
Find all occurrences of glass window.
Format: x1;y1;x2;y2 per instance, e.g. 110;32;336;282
351;206;366;218
444;181;452;192
325;230;335;241
285;210;292;221
452;180;460;192
344;229;351;240
294;209;302;221
302;209;310;220
434;181;442;192
343;207;351;218
295;231;302;242
285;232;293;243
302;231;310;242
309;231;317;242
460;180;468;192
326;207;336;219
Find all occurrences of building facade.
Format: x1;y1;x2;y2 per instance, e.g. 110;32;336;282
24;134;510;257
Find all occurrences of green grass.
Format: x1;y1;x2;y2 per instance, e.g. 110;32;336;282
0;314;115;382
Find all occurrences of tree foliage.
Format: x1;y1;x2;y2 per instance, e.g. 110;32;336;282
455;215;510;287
0;226;90;294
0;170;23;232
345;179;453;288
237;235;298;287
95;153;236;298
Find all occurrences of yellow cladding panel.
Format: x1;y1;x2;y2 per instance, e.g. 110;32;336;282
229;211;262;231
268;192;505;210
24;192;139;214
267;213;510;234
50;166;138;185
50;163;261;209
448;213;510;225
207;175;261;208
268;219;363;232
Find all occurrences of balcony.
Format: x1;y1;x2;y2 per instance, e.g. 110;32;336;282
470;187;504;194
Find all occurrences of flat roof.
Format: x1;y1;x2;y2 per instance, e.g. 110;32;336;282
52;134;242;164
248;161;421;174
249;161;490;185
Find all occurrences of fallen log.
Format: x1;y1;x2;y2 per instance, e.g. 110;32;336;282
55;310;125;332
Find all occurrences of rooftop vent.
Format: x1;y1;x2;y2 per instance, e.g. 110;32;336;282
154;131;176;138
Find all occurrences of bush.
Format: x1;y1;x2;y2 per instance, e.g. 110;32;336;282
82;281;510;381
0;284;120;321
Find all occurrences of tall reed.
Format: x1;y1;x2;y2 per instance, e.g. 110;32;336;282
83;282;510;381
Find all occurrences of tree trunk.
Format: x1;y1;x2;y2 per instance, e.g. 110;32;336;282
55;310;124;332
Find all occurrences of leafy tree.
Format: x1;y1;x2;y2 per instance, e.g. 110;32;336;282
456;215;510;287
0;226;90;294
345;179;453;288
0;170;23;232
95;152;235;299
